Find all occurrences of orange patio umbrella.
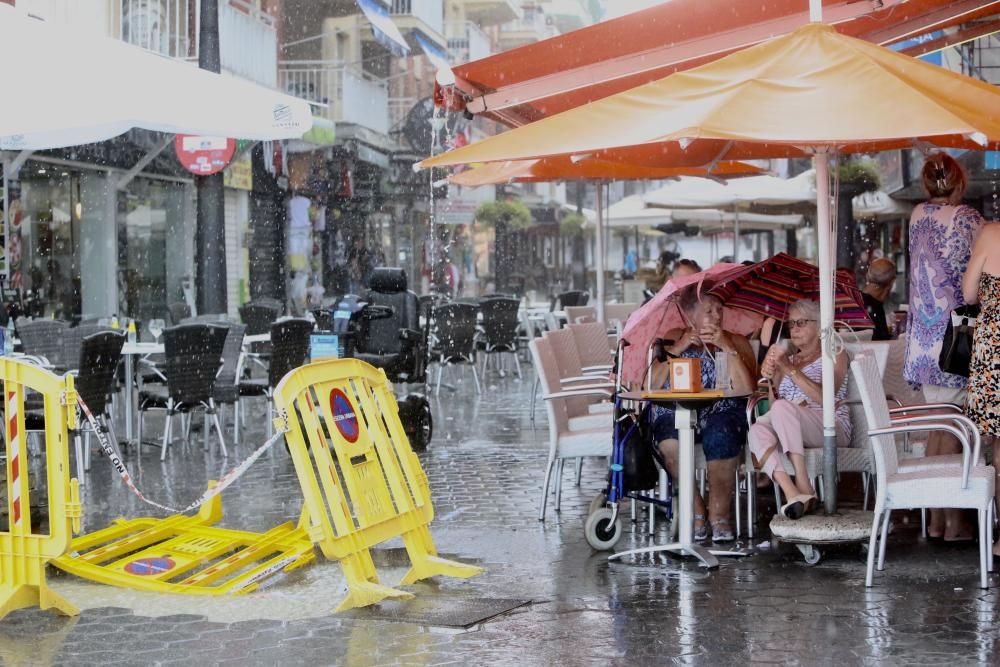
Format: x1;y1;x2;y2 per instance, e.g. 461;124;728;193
448;157;763;320
447;155;762;186
421;14;1000;514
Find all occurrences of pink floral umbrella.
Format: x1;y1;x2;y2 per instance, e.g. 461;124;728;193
620;263;764;386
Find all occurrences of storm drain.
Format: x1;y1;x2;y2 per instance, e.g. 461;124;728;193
344;596;531;628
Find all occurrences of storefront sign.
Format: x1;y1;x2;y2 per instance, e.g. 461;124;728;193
437;198;479;226
174;135;236;176
223;154;253;191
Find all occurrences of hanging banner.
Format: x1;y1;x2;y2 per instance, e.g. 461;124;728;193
174;135;236;176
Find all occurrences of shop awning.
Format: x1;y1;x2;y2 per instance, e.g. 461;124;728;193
0;5;313;150
357;0;411;57
453;0;1000;127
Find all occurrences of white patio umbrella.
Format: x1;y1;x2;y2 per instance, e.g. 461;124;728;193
0;5;313;149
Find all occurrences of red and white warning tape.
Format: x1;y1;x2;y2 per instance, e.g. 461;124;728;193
76;397;287;515
6;391;22;527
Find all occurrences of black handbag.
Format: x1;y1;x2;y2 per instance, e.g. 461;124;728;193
622;408;660;492
938;304;980;377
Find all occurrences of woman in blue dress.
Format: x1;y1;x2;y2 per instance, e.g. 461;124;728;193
649;287;757;542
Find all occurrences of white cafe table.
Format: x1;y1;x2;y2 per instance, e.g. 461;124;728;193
120;341;164;446
609;389;751;568
243;333;271;345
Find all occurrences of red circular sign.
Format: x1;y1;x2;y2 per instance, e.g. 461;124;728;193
174;134;236;176
124;557;176;576
329;389;360;443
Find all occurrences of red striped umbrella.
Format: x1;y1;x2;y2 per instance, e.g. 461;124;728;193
707;253;872;329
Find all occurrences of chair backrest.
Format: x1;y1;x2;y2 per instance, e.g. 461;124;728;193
239;302;281;335
544;328;591;418
479;297;520;349
883;337;925;406
564;305;597;324
17;318;69;367
357;268;419;356
168;302;192;325
843;342;891;450
75;331;126;414
161;323;229;405
311;309;333;331
568;322;614;369
433;303;478;360
529;338;570;445
850;352;900;489
555;290;589;309
604;303;639;328
217;323;247;386
64;322;113;370
268;318;313;388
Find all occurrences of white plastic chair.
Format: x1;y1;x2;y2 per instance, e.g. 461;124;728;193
851;351;995;589
530;338;613;521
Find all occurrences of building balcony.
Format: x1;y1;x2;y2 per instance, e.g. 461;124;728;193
498;8;557;50
279;60;390;136
24;0;281;88
390;0;447;50
446;21;491;64
460;0;519;27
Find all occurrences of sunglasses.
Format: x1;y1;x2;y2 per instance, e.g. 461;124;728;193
788;318;816;329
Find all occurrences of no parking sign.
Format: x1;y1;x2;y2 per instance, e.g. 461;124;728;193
329;388;359;443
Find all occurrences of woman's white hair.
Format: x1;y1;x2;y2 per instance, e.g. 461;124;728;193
788;298;820;321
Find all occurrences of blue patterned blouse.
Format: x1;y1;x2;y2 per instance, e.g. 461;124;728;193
903;202;985;389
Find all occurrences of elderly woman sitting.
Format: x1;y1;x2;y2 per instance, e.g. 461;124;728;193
649;287;757;542
748;299;852;520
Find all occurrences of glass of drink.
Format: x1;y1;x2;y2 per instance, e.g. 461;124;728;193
148;318;165;344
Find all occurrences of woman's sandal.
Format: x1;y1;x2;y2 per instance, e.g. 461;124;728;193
780;494;817;520
711;519;735;543
693;514;710;541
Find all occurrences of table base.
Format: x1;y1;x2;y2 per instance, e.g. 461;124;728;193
608;543;748;568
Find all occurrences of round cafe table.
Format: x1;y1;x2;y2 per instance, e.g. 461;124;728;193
610;389;751;569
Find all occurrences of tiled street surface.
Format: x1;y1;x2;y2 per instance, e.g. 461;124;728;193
3;367;1000;666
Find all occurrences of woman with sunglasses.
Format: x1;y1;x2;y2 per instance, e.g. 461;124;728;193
748;299;852;520
648;286;757;542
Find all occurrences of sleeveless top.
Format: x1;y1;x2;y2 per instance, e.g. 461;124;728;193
966;273;1000;436
777;357;852;440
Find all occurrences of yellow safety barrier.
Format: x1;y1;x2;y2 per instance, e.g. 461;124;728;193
54;483;315;595
0;358;81;620
273;358;483;611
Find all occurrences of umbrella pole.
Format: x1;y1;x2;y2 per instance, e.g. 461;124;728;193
815;149;838;514
733;207;741;262
596;181;607;323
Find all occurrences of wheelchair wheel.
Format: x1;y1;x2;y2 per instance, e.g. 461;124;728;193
585;507;622;551
588;491;608;517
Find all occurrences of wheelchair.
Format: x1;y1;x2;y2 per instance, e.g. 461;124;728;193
330;268;434;451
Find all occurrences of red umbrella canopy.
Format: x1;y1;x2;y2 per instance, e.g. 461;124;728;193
707;253;872;328
620;264;765;385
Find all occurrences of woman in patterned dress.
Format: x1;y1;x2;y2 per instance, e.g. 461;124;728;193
963;223;1000;556
903;153;985;540
649;287;757;542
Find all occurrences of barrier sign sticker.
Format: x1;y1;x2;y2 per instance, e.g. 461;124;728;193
124;557;176;576
329;388;359;443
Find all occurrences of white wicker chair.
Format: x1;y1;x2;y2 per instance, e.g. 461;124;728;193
851;351;995;589
530;338;613;521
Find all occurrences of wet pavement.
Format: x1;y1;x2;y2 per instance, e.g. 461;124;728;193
4;364;1000;666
